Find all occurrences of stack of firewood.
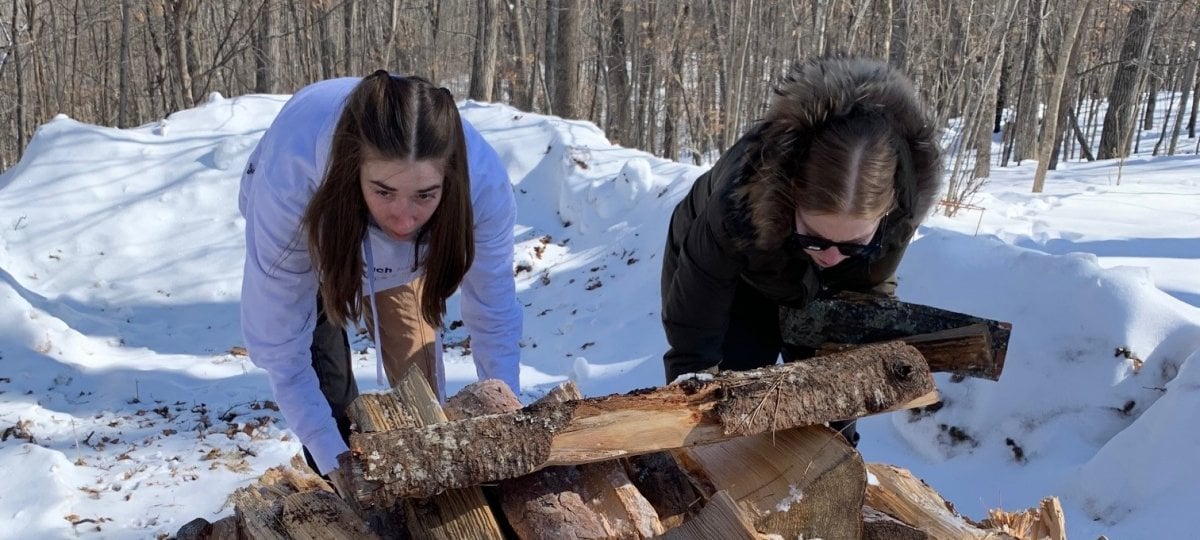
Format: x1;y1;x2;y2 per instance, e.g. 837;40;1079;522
176;294;1066;539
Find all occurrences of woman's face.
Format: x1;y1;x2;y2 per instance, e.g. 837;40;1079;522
793;210;882;268
360;157;445;241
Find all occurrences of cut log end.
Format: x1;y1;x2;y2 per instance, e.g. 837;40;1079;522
445;379;522;420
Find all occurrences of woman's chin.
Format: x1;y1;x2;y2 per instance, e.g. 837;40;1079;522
385;228;415;241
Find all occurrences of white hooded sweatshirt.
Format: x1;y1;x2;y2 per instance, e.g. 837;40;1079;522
239;77;522;475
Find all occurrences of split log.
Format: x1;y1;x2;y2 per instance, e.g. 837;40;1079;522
280;491;379;539
1041;497;1067;540
981;496;1067;540
223;461;374;539
658;491;764;540
341;369;504;540
673;425;865;539
347;341;936;500
229;465;314;537
863;506;928;540
864;463;1015;540
232;484;376;540
471;381;665;539
781;290;1011;380
623;452;705;530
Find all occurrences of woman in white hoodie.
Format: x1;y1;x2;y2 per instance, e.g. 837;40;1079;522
239;71;522;477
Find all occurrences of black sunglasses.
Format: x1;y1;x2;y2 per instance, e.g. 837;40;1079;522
791;218;886;258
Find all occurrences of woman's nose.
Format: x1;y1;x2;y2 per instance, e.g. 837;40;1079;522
391;200;417;223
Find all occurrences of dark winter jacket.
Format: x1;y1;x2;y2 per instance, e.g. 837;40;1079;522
660;57;944;379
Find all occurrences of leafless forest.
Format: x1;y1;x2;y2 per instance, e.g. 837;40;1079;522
1;0;1198;199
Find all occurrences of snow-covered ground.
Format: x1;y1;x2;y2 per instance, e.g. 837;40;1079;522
0;90;1197;539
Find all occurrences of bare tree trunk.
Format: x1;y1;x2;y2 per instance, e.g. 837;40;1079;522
426;0;445;83
662;4;686;161
542;0;559;113
730;0;755;145
316;1;335;79
1098;1;1159;160
23;0;48;121
602;0;631;146
117;0;131;127
0;6;11;82
881;0;893;62
889;0;907;69
716;0;755;150
164;0;195;107
552;0;582;119
67;0;81;117
1012;0;1043;163
1150;64;1177;156
469;0;499;101
183;5;200;98
1048;58;1078;169
504;0;531;110
973;39;1006;180
1065;107;1096;161
1168;35;1199;155
994;55;1010;134
812;0;828;55
253;0;274;93
1049;2;1092;169
11;0;26;155
1190;76;1199;139
703;0;728;149
1142;45;1159;131
1033;0;1091;193
845;0;872;51
635;2;658;152
342;0;356;75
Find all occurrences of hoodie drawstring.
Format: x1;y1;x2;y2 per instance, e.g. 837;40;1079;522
363;237;386;386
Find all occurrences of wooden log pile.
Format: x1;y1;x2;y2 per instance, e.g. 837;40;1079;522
176;297;1063;539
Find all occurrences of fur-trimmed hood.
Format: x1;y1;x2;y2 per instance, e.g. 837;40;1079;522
729;56;943;251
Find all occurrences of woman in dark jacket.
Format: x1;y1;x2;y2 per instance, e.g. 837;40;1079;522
660;56;943;445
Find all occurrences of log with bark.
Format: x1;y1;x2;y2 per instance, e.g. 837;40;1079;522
781;290;1011;380
344;341;937;502
447;379;665;539
341;370;505;540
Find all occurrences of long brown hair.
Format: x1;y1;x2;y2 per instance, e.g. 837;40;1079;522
303;71;474;329
795;112;899;220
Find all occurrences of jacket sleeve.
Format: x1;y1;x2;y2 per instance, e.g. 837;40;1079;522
459;122;522;393
661;200;745;381
240;121;347;476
